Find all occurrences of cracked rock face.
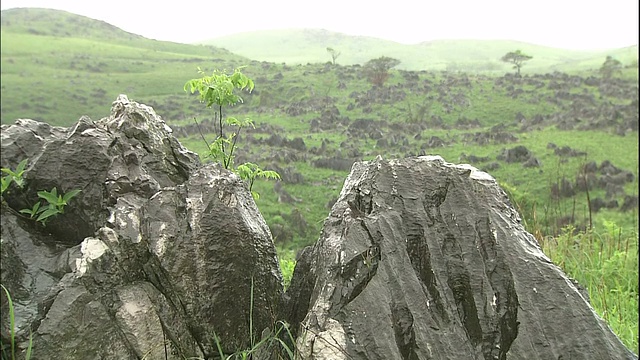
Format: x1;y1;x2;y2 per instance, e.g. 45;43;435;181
0;95;283;359
284;156;636;360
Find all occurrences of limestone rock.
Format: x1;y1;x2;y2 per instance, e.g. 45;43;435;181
284;156;636;360
0;95;283;359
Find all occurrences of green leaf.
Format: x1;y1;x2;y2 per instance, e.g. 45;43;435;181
0;168;18;177
37;188;59;205
258;170;281;180
25;329;33;360
1;176;12;194
13;177;25;189
183;81;194;93
36;208;60;223
226;117;241;126
15;158;28;175
241;117;254;128
19;208;33;216
236;163;257;181
62;189;82;203
19;202;41;218
0;285;16;359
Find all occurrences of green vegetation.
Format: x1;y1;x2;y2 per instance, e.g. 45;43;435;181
326;47;341;65
212;279;294;360
278;250;297;290
501;50;533;75
20;187;81;226
1;160;81;226
363;56;401;87
540;224;638;354
0;7;250;126
0;159;27;194
200;28;638;73
600;55;623;79
0;7;638;356
184;67;256;170
184;67;280;198
1;285;33;360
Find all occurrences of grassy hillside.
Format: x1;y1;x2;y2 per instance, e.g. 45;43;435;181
0;7;144;42
0;8;250;125
0;8;638;354
200;28;639;73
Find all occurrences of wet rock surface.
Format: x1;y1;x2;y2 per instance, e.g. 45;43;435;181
283;156;636;360
0;95;283;359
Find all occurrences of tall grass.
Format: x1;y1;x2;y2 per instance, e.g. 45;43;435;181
0;285;32;360
539;223;639;354
211;278;295;360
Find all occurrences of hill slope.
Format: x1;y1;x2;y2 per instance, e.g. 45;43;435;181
200;28;639;73
1;8;638;352
0;8;250;125
0;7;144;42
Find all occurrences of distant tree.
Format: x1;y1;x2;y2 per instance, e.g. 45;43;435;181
326;47;341;65
363;56;401;87
599;55;622;80
501;50;533;76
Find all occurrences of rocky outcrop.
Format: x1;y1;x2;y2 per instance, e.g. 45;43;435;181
0;95;283;359
284;156;636;360
2;95;636;360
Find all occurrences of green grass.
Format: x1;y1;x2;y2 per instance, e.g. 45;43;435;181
210;278;295;360
1;284;33;360
540;224;638;354
200;29;638;73
0;26;249;125
1;7;638;356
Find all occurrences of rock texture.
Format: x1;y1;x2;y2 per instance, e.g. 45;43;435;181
2;95;636;360
0;95;283;359
284;156;636;360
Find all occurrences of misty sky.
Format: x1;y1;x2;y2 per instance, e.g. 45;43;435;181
1;0;638;50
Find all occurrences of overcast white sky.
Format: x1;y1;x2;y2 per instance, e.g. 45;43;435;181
1;0;638;50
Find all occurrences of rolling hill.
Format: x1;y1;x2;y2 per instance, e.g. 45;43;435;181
0;7;638;352
0;8;251;125
200;28;639;73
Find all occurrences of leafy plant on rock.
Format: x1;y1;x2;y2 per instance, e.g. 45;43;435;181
236;163;280;200
184;67;280;199
1;159;27;195
19;187;81;226
1;159;81;226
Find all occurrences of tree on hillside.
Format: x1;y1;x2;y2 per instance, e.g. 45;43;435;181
599;55;622;80
501;50;533;76
363;56;401;87
326;47;341;65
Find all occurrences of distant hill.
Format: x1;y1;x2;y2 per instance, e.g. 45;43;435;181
0;7;637;126
0;8;250;125
0;7;144;42
0;7;242;57
200;29;639;73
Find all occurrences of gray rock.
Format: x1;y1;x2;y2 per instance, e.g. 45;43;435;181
1;95;283;359
284;156;636;360
497;145;533;163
